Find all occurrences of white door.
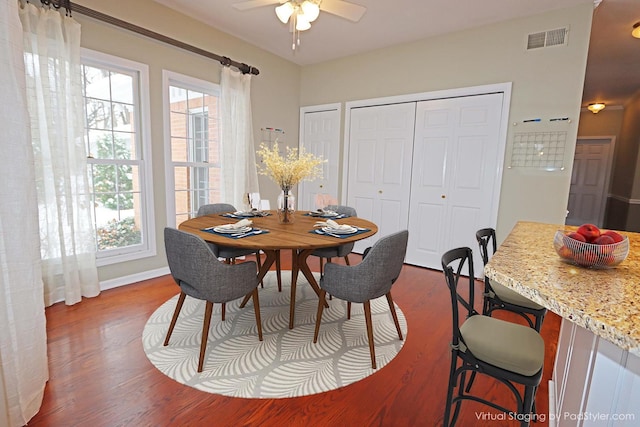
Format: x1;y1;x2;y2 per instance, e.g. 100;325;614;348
298;106;340;211
406;93;504;273
347;103;416;253
566;138;613;228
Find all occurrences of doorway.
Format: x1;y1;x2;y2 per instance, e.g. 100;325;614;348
298;104;341;211
566;136;615;228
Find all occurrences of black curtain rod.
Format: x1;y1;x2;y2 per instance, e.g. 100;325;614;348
52;1;260;75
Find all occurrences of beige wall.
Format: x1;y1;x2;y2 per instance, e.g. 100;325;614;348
300;4;594;242
577;108;624;138
616;94;640;230
74;0;301;281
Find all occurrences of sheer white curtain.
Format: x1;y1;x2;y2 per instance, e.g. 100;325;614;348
20;1;99;306
0;2;48;426
220;66;260;209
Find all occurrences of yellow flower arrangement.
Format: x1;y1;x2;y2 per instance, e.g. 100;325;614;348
256;142;324;190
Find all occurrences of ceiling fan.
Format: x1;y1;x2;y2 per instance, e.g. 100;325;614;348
232;0;366;50
232;0;367;23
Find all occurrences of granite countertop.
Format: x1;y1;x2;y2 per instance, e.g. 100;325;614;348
485;221;640;356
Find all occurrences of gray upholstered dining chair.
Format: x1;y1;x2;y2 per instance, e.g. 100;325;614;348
476;228;547;331
313;230;408;369
310;204;358;275
163;227;263;373
197;203;265;319
441;246;544;426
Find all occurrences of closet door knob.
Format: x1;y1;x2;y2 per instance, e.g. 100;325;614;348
378;190;383;194
319;184;323;188
441;195;446;199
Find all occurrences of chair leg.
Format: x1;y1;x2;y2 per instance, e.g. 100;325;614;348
319;257;324;276
326;258;333;300
313;290;328;343
221;303;226;321
347;302;351;319
198;301;214;373
164;291;186;346
256;252;263;288
521;384;536;427
251;288;263;341
275;249;282;292
443;351;458;427
385;292;403;340
344;254;350;265
363;300;376;369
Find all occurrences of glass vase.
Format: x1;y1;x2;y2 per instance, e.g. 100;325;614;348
277;188;295;224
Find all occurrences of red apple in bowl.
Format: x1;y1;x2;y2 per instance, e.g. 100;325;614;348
601;230;624;243
593;234;616;255
576;223;601;242
565;231;586;242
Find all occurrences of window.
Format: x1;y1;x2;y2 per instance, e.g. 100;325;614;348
81;49;155;265
164;71;221;227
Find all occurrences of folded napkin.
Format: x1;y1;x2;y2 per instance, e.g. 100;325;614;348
309;209;338;216
314;219;353;230
215;218;253;229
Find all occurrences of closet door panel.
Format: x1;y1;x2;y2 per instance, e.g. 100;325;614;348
347;103;415;253
407;93;503;271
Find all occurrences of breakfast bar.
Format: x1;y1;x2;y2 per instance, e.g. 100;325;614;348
485;221;640;426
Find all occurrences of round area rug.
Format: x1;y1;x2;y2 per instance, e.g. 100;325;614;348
142;271;407;398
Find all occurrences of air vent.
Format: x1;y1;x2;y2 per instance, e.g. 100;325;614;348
527;28;568;50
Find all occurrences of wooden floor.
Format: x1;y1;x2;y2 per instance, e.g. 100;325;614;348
29;253;560;427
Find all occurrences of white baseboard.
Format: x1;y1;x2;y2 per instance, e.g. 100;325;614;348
100;266;171;291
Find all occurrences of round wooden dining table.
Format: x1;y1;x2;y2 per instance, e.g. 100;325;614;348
178;210;378;329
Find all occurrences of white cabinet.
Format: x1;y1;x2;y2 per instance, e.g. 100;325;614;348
346;92;505;271
551;318;640;426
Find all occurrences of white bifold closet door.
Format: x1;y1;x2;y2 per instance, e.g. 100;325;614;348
406;93;503;273
347;102;416;254
346;93;504;273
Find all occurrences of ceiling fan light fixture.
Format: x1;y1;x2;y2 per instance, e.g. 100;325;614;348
633;22;640;39
301;1;320;22
295;13;311;31
275;2;295;24
587;103;606;114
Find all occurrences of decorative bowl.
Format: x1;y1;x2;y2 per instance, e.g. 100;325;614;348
553;230;629;269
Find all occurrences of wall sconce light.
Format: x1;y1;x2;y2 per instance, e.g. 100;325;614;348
632;22;640;39
587;103;606;114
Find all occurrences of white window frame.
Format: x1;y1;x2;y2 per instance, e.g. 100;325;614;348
162;70;221;228
81;48;156;266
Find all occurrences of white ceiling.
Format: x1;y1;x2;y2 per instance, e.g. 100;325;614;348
154;0;640;108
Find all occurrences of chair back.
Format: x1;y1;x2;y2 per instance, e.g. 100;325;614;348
324;230;408;302
441;247;478;346
325;204;357;217
164;227;258;303
475;228;497;266
196;203;236;217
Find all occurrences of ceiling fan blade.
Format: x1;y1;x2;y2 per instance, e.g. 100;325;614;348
232;0;283;11
320;0;366;22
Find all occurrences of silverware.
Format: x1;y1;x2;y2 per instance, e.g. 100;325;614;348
232;229;265;238
315;229;341;238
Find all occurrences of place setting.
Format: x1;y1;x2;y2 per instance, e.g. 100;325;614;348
305;208;348;219
312;219;370;238
221;209;271;219
201;218;268;239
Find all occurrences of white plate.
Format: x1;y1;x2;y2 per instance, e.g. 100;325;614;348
322;226;357;235
214;226;252;234
311;210;338;217
233;211;257;217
